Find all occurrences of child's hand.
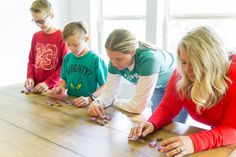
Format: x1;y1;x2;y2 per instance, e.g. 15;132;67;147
88;100;105;118
24;78;34;91
51;86;66;95
72;96;90;107
32;82;49;93
43;87;67;100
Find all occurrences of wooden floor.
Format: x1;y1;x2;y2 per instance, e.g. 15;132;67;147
0;84;235;157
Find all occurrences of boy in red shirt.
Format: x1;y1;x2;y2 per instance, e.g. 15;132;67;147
25;0;68;93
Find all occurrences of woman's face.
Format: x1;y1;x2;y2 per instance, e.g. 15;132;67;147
107;49;135;70
179;47;195;81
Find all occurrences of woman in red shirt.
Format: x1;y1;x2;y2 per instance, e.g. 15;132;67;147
129;26;236;156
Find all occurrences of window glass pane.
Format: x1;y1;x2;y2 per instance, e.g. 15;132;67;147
101;20;146;63
102;0;146;16
167;19;236;53
170;0;236;14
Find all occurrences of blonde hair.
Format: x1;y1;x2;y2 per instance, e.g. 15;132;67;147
105;29;157;54
62;21;88;41
177;26;231;112
30;0;52;15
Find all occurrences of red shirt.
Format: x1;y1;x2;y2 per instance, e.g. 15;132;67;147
27;30;68;88
148;55;236;152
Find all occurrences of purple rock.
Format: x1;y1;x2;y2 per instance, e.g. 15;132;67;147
149;141;157;148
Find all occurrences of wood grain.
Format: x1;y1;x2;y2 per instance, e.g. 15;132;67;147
0;84;234;157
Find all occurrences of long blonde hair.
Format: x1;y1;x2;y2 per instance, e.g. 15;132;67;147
177;26;231;112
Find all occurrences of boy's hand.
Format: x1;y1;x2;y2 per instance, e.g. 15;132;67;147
88;100;105;117
128;122;154;139
72;96;90;107
24;78;34;91
43;87;67;100
33;82;49;93
51;86;66;95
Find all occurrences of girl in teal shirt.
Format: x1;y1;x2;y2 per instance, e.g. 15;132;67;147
88;29;187;123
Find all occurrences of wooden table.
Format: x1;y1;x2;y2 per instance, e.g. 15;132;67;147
0;84;235;157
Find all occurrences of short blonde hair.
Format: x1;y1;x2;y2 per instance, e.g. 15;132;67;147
30;0;52;15
62;21;88;41
177;26;231;112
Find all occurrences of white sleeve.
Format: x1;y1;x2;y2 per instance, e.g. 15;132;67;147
113;73;158;113
97;72;122;108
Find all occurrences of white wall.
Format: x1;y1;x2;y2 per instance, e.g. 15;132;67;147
0;0;101;87
0;0;33;87
68;0;99;52
0;0;140;89
0;0;69;87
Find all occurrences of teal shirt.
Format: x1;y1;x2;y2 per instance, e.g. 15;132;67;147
61;51;107;97
108;48;175;89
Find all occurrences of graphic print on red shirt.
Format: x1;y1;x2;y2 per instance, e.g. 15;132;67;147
35;43;58;70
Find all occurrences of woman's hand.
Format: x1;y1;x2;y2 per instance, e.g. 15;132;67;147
128;122;155;139
72;96;90;107
88;100;105;117
159;136;194;157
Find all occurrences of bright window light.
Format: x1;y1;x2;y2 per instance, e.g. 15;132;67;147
166;0;236;52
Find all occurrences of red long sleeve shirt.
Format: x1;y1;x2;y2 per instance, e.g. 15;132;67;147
148;55;236;152
27;30;68;88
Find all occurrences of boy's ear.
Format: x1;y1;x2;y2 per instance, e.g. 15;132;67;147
84;35;89;42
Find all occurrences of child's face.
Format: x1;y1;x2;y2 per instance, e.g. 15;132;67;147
107;49;135;70
65;34;89;57
31;12;53;32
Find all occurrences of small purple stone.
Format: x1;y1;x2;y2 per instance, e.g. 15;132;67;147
157;145;164;152
91;117;97;121
149;141;157;148
65;100;73;106
104;115;112;121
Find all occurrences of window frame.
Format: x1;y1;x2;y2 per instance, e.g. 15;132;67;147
164;0;236;50
98;0;147;58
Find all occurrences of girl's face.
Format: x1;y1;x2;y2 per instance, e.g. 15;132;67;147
179;47;195;81
31;12;53;33
107;49;135;70
65;34;89;57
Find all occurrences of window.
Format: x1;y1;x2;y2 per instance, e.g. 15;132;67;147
98;0;236;59
165;0;236;53
99;0;146;63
